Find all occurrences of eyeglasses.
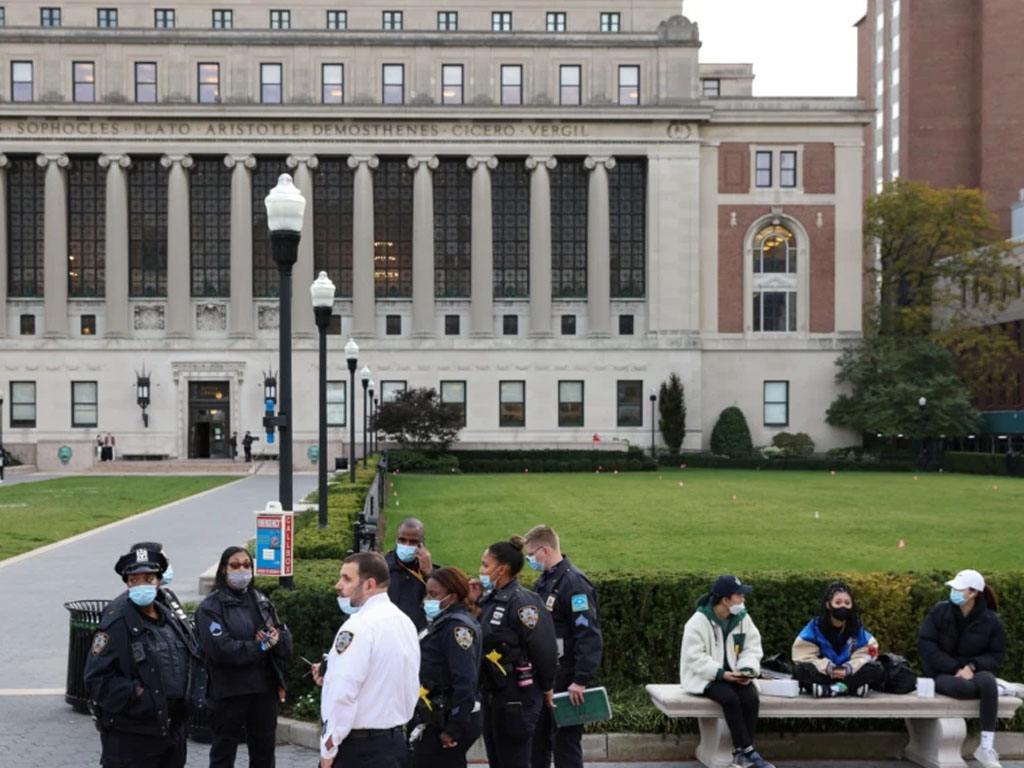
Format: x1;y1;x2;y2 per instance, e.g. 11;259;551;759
227;561;252;570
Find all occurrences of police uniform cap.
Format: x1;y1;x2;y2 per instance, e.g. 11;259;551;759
114;547;167;580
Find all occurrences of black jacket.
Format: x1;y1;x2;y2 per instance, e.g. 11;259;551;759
534;555;603;688
197;585;293;700
385;549;437;633
918;598;1006;677
84;594;200;737
478;579;558;693
419;606;482;743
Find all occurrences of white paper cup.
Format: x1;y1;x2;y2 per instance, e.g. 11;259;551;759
917;677;935;697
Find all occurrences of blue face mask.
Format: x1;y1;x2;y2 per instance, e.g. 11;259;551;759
160;564;174;586
337;596;360;615
423;598;445;620
129;585;158;607
526;554;544;572
396;544;418;563
479;573;493;590
949;588;968;606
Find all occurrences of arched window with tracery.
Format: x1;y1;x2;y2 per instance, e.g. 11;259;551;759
751;223;797;332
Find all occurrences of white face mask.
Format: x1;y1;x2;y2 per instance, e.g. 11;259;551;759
728;602;745;616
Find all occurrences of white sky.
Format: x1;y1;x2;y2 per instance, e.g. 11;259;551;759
685;0;868;97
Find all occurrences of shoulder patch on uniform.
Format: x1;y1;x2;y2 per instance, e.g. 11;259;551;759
453;626;474;650
571;593;589;612
209;621;223;638
518;605;539;630
545;595;556;611
335;630;354;655
90;632;109;657
575;614;590;628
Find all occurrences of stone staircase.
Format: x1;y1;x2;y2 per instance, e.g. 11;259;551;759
87;458;253;474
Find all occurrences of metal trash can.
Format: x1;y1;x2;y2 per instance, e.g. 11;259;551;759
64;600;110;713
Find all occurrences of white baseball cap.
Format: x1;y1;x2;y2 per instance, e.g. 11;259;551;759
946;569;985;592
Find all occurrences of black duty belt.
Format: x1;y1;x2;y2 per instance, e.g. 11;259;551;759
348;726;404;738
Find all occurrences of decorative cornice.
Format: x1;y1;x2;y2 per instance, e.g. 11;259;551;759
525;156;558;171
223;154;257;169
159;154;194;169
36;153;70;168
584;156;617;171
466;156;499;170
286;154;320;170
347;155;380;170
406;155;440;170
98;154;132;169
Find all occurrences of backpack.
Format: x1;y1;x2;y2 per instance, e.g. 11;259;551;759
878;653;917;694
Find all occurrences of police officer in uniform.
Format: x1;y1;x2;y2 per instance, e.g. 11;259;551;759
128;541;190;625
477;536;558;768
315;551;420;768
525;525;602;768
84;546;200;768
385;517;437;632
413;566;483;768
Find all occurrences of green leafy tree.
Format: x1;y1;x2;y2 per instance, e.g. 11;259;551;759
866;179;1019;396
826;336;980;438
710;406;753;458
658;373;686;453
372;387;463;452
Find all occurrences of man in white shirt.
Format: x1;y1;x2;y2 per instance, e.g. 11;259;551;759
315;551;420;768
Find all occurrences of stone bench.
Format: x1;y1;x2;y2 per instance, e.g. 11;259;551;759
646;684;1022;768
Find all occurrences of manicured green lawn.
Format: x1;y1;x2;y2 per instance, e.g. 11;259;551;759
386;469;1023;574
0;476;238;560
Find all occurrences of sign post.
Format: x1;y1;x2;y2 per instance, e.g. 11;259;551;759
254;501;294;586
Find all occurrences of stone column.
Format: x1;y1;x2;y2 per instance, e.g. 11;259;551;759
525;156;557;337
467;156;498;337
99;154;132;338
287;154;319;338
584;156;616;337
347;155;379;338
0;154;8;338
225;154;256;337
408;155;439;338
37;153;70;338
160;154;193;337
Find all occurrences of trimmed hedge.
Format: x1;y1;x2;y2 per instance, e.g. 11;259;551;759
657;452;915;473
256;566;1024;731
710;406;754;458
944;451;1024;477
408;447;658;474
292;465;378;559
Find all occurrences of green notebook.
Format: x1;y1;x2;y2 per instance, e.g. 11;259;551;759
551;686;613;727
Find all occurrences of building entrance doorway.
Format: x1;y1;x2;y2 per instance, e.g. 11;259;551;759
188;381;230;459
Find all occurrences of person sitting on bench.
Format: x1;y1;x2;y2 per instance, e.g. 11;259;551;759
791;580;885;697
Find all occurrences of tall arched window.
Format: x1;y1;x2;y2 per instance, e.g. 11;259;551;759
751;223;797;332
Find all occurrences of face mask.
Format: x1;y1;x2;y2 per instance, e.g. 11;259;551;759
226;571;252;591
338;596;360;615
728;602;745;616
950;588;968;606
479;572;493;590
526;555;543;572
129;585;158;607
829;606;852;621
423;597;447;620
160;564;174;586
396;544;418;563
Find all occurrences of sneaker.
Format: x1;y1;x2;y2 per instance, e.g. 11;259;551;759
812;682;847;697
853;684;870;697
996;678;1024;698
747;750;776;768
973;745;1002;768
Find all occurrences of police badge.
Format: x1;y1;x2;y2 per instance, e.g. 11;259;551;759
518;605;539;629
453;626;474;650
335;630;354;654
90;632;109;657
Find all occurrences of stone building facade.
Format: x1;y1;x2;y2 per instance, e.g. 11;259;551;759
0;1;866;468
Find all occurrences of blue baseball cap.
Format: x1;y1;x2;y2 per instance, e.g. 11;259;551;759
712;574;752;600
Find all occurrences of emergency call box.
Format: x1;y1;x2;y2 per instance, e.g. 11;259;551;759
254;501;294;577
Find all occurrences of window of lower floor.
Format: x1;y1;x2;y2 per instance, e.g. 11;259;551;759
764;380;789;426
499;380;525;427
616;379;642;426
558;380;584;427
72;381;98;428
440;380;466;427
327;381;346;426
381;380;407;403
11;381;37;427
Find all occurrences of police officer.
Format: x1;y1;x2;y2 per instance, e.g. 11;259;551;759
385;517;438;632
84;546;199;768
525;525;602;768
128;541;189;625
413;567;483;768
477;536;558;768
197;546;293;768
315;551;420;768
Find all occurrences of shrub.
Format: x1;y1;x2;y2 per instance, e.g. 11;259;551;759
292;465;378;559
657;452;913;473
387;450;460;473
709;407;754;458
392;448;658;474
771;431;815;458
943;451;1023;477
372;388;463;452
658;373;686;453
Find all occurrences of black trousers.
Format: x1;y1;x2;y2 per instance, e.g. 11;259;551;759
793;660;886;693
703;680;760;751
482;687;544;768
99;723;186;768
208;690;279;768
331;729;407;768
412;714;482;768
530;672;583;768
935;671;999;731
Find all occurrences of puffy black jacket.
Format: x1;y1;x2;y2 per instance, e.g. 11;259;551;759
197;586;292;700
918;598;1006;677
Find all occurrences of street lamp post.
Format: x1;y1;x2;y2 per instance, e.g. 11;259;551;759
649;387;658;459
373;396;380;453
345;339;359;483
311;271;336;530
918;396;928;470
368;381;376;455
0;392;5;472
360;366;372;468
264;173;307;590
